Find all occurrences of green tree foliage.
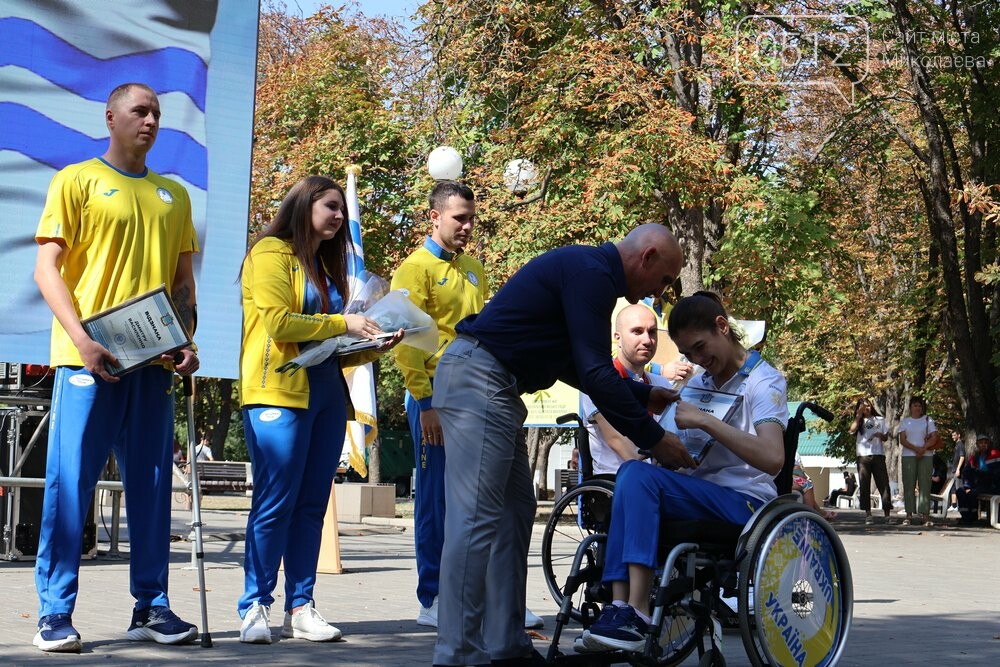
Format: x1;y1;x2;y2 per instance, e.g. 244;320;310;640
252;3;422;277
418;0;787;287
713;1;999;463
183;0;1000;468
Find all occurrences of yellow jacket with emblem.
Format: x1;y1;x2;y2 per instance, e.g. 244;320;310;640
389;243;487;405
239;236;378;411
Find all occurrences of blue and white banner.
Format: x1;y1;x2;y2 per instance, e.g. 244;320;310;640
343;166;377;478
0;0;258;379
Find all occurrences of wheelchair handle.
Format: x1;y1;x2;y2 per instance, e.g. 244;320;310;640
557;413;583;428
557;412;594;480
796;401;834;422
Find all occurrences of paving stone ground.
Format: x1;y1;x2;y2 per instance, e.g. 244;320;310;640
2;501;998;666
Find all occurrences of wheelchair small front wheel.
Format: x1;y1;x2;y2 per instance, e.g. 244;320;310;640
540;480;615;621
698;648;726;667
738;508;853;667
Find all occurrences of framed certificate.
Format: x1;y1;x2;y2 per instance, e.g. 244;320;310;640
81;286;192;377
657;387;744;462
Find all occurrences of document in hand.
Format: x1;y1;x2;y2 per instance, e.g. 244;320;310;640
81;285;192;377
275;289;440;375
657;386;744;463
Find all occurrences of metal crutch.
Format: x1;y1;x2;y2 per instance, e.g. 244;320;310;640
181;374;213;648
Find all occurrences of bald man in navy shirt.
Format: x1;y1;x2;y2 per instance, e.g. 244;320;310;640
431;224;689;666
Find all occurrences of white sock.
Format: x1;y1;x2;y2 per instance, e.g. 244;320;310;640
612;599;628;608
634;608;652;624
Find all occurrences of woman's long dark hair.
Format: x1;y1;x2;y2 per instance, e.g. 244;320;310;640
248;176;352;313
854;398;882;418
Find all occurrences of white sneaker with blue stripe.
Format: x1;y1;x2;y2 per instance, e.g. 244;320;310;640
33;614;82;653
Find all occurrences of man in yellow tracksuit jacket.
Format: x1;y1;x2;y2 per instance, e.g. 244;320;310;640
392;181;505;628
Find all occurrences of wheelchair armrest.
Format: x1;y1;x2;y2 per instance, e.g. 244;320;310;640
659;519;744;556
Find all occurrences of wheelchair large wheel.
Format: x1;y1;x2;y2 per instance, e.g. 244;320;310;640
737;507;853;667
541;480;614;621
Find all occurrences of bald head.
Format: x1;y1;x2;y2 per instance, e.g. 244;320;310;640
615;303;656;332
615;303;658;370
616;224;683;303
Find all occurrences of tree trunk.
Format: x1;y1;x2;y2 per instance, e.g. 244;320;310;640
879;386;907;491
210;378;233;461
526;427;543;496
665;199;726;296
368;439;381;484
889;1;999;442
526;427;562;499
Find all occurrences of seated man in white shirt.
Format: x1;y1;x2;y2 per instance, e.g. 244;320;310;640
581;304;676;476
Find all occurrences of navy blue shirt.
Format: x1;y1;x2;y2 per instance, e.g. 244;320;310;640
456;243;665;450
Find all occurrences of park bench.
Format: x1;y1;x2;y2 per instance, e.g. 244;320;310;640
193;460;253;494
977;493;1000;529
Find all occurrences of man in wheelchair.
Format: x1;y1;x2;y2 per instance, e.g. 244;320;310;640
582;304;679;477
579;291;788;654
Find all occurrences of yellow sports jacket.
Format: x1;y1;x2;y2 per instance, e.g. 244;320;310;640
239;236;378;410
390;238;487;407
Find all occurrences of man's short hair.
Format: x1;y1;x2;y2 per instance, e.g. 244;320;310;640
429;180;474;211
107;82;156;109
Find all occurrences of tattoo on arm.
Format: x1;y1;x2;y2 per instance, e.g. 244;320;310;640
173;284;197;335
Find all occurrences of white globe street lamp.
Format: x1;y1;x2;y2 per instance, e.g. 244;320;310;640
503;158;538;197
427;146;463;180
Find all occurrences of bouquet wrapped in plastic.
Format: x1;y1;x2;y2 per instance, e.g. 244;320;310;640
276;273;437;375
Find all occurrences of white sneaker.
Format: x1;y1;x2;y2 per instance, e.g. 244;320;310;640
946;505;960;517
417;599;438;627
239;602;272;644
573;632;611;653
417;599;542;629
281;602;342;642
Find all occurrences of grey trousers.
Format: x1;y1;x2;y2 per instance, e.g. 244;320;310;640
431;336;536;665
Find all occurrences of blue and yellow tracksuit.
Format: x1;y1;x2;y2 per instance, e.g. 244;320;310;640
238;237;378;616
34;158;198;617
390;237;487;608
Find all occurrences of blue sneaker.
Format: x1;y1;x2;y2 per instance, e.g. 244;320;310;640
126;606;198;644
33;613;82;653
582;604;648;652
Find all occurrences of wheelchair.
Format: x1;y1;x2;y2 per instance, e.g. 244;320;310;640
540;402;853;666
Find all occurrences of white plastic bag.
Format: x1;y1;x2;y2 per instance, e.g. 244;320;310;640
276;288;438;374
344;271;390;315
363;290;438;353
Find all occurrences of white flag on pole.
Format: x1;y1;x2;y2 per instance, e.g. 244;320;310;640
343;166;376;477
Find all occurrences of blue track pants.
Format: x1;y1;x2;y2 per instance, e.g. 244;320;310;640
603;460;762;583
238;363;346;616
405;390;447;609
35;365;175;617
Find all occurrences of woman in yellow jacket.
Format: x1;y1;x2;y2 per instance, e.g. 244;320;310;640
237;175;401;644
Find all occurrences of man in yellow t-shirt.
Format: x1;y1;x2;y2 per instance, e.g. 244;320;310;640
32;83;199;653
